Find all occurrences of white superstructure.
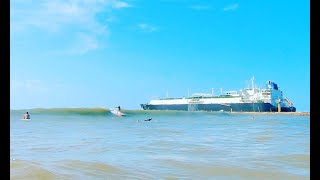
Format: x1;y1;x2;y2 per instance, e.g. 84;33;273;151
148;78;293;108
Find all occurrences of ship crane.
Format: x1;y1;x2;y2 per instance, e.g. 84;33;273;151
284;97;294;106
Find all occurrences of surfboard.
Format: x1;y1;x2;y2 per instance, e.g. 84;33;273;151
110;109;125;117
21;118;31;121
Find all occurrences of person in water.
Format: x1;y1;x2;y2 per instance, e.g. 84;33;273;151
117;106;121;111
23;112;30;119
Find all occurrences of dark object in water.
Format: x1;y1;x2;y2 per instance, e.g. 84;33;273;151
145;118;152;121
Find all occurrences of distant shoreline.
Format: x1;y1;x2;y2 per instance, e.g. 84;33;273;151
230;112;310;116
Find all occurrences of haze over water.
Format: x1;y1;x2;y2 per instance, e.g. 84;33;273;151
10;108;310;179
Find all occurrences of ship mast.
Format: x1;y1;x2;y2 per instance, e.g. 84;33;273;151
251;76;255;90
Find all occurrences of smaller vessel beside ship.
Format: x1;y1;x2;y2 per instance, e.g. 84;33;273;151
140;77;296;112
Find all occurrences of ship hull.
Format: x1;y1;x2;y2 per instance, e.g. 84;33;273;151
140;103;296;112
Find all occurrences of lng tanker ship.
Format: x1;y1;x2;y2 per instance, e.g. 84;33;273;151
140;77;296;112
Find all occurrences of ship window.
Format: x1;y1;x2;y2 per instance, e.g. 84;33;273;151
273;84;278;90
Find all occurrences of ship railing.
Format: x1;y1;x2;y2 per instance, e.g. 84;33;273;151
191;93;213;98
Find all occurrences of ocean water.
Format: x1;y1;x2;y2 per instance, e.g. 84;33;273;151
10;108;310;180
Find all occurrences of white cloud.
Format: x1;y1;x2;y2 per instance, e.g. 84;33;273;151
138;23;158;32
223;3;239;11
11;80;48;93
112;1;132;8
68;33;99;55
12;0;104;32
10;0;131;54
10;79;72;97
190;5;211;10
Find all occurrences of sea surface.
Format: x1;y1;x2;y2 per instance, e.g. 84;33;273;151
10;108;310;180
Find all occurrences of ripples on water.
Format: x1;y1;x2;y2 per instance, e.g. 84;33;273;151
10;109;310;179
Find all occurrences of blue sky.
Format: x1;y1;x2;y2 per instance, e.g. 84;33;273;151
10;0;310;111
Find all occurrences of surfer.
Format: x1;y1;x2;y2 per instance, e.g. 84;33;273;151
23;112;30;119
116;106;121;111
136;118;152;122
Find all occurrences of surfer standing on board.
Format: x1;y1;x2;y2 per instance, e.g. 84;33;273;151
23;112;30;119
